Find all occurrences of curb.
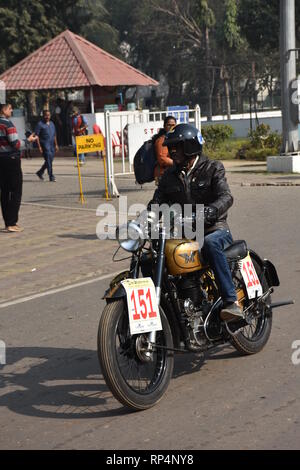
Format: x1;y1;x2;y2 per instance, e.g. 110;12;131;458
241;182;300;187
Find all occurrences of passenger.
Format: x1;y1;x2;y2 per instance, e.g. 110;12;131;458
153;116;177;182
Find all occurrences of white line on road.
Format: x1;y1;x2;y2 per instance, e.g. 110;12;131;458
22;202;131;216
0;270;121;309
22;202;97;212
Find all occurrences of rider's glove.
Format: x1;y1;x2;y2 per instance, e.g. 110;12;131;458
204;206;218;226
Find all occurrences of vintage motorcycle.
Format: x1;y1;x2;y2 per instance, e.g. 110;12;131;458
97;216;293;411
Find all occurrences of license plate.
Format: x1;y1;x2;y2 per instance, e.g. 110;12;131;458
239;254;263;299
121;278;162;335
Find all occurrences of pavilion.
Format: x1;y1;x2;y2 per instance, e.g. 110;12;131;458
0;29;159;112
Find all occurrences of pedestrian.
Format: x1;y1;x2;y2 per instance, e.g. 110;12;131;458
72;107;88;165
35;109;58;182
0;102;35;233
52;105;63;146
153;116;177;182
93;123;105;158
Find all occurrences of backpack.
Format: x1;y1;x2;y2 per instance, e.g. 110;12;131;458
133;139;157;184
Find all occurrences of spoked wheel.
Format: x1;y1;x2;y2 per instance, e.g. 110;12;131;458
231;261;273;355
98;300;174;411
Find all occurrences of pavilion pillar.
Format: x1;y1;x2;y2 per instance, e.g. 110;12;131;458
90;87;95;113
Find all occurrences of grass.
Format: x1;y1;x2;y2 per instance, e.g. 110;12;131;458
204;138;249;160
204;138;280;161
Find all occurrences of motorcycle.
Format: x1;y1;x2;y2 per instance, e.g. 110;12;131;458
97;215;293;411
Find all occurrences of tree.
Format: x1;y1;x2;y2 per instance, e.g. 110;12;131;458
0;0;119;74
145;0;246;117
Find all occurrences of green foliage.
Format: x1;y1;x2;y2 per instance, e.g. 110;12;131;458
0;0;119;74
223;0;243;49
243;147;278;161
248;123;281;150
204;138;248;160
202;123;234;150
238;0;280;52
234;123;281;161
195;0;215;29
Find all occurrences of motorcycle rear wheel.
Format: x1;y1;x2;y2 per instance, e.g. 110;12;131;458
98;299;174;411
231;261;273;355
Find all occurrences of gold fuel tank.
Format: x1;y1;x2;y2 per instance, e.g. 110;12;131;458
165;239;207;276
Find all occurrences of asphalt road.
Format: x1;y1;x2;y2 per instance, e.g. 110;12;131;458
0;161;300;450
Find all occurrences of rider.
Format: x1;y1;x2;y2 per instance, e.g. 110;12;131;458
148;123;244;322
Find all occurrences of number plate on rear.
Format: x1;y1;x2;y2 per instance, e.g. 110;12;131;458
121;278;162;335
239;254;263;299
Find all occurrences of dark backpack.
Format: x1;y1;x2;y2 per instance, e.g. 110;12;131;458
133;139;157;184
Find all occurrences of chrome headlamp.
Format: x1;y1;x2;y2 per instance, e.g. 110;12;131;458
116;221;145;253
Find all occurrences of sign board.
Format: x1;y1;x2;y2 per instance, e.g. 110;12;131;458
121;278;162;335
167;105;189;123
127;121;163;164
239;254;263;299
75;134;104;154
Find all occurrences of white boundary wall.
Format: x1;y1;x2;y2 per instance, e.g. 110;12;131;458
202;110;283;138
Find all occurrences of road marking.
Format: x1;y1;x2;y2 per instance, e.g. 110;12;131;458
22;202;130;216
22;202;97;212
24;172;135;180
0;270;121;309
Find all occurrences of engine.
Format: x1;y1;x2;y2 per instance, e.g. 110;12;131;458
177;274;203;307
176;274;212;350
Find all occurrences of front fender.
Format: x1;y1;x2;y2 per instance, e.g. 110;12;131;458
103;270;130;301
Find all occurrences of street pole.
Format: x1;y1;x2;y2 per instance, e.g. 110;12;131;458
280;0;298;154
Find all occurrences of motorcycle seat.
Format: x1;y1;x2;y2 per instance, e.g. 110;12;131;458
224;240;248;260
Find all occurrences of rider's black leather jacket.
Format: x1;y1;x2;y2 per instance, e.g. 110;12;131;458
148;154;233;235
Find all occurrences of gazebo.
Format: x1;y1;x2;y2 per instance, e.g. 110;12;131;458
0;29;159;112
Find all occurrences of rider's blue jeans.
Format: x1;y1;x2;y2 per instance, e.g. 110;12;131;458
202;229;237;303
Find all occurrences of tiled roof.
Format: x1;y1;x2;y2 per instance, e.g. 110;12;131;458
0;30;158;90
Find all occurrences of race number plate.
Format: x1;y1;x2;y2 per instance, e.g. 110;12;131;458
121;278;162;335
239;254;263;299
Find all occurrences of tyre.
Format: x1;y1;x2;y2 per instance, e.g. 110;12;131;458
98;299;174;411
231;260;273;355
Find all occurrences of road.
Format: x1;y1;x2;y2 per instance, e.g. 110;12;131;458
0;158;299;449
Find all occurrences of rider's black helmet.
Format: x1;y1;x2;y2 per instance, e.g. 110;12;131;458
162;123;204;158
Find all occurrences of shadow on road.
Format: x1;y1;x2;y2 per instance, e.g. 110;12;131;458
0;347;125;420
0;344;238;420
58;234;98;241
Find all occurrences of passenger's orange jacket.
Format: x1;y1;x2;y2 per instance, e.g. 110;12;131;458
154;134;173;178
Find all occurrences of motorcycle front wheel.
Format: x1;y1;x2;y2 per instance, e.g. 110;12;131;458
98;299;174;411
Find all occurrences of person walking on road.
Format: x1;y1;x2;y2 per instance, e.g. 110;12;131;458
72;107;88;165
0;103;34;232
35;109;58;182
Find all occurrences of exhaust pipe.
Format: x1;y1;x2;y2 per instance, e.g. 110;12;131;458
268;300;295;309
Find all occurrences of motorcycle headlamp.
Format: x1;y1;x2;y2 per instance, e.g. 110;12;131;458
116;221;145;252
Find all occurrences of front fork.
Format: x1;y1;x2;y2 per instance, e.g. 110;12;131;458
147;228;166;348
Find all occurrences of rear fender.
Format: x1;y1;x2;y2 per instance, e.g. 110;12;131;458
249;250;280;287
